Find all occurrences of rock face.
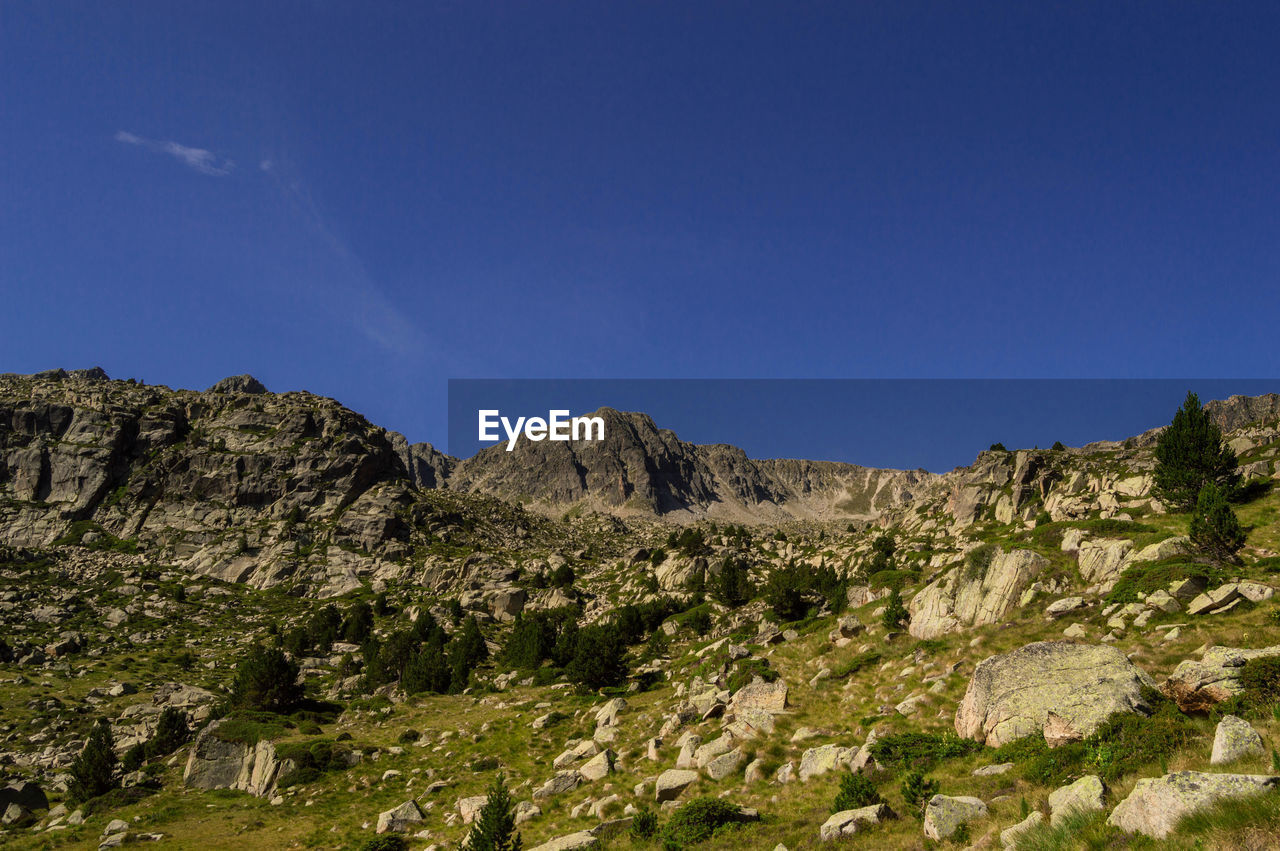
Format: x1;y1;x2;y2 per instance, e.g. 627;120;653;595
955;642;1156;747
1162;645;1280;712
182;721;290;798
1210;715;1266;766
1108;772;1280;839
923;794;987;840
909;548;1048;639
450;407;934;522
1076;539;1133;585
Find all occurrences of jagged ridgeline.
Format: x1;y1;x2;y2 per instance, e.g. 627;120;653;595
3;369;1280;600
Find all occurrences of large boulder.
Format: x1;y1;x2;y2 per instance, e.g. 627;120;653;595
528;831;599;851
923;794;987;840
1047;775;1105;826
955;642;1156;747
182;721;290;797
1162;645;1280;712
798;744;856;782
1108;772;1280;839
909;549;1048;639
655;769;698;802
729;678;787;714
1077;539;1133;585
0;781;47;814
377;800;424;834
1210;715;1266;766
819;803;896;840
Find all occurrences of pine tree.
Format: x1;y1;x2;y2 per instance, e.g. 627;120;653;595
69;717;119;802
230;644;304;713
461;773;523;851
881;587;909;631
1189;482;1247;562
1153;391;1240;512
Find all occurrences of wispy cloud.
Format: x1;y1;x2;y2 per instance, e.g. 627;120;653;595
115;130;234;176
262;159;430;358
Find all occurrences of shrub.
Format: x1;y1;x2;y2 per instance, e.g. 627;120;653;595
1237;656;1280;709
868;732;982;773
631;806;659;839
550;563;576;587
1020;709;1196;786
359;838;409;851
832;771;882;813
661;797;742;846
900;770;939;818
231;644;303;713
1105;557;1225;604
69;718;119;803
1190;482;1246;562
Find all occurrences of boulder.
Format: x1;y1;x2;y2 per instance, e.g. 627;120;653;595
655;769;698;802
955;641;1156;747
923;794;988;840
457;795;488;824
909;549;1048;639
182;721;289;798
704;748;745;781
1162;645;1280;712
729;679;787;713
1044;596;1085;618
1210;715;1266;766
0;780;47;813
377;800;424;833
1047;775;1105;825
819;803;896;840
1187;584;1244;615
1000;810;1044;848
533;771;582;800
580;750;614;782
1108;771;1280;839
527;831;599;851
798;744;856;782
1077;539;1133;585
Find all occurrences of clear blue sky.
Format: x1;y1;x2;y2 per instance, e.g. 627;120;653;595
3;3;1279;457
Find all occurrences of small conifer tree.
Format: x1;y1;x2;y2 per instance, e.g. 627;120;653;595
1153;391;1240;511
231;644;303;713
461;773;523;851
1189;482;1246;562
69;717;119;802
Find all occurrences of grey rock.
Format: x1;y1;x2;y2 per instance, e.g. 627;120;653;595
1108;771;1280;839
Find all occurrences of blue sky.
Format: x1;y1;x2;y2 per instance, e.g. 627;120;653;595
3;3;1279;461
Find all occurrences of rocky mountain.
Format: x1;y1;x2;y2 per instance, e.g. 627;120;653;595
450;407;935;522
4;370;1280;850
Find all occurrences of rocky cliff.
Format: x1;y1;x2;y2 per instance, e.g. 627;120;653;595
450;407;935;522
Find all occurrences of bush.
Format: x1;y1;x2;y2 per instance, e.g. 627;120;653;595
69;717;119;803
832;771;882;813
631;806;659;839
1020;709;1196;786
661;797;743;846
1190;482;1246;562
1105;557;1225;604
1237;656;1280;709
868;732;982;773
900;770;939;818
231;644;303;713
359;838;409;851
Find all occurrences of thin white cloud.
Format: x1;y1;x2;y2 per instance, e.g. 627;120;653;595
114;130;234;176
